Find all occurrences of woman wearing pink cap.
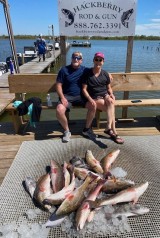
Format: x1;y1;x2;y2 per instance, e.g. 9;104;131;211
82;52;124;144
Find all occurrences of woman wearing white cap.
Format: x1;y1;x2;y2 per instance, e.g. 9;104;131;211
82;52;124;144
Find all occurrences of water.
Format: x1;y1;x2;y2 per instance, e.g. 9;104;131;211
0;39;36;62
66;39;160;73
0;39;160;121
0;39;160;72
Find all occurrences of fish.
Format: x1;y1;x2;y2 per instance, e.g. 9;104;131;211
70;156;90;169
61;9;75;27
88;181;149;209
121;9;134;28
106;204;150;219
63;161;70;187
24;176;37;198
33;173;52;211
85;150;103;174
50;159;64;193
75;179;105;230
102;178;135;193
73;166;90;180
43;172;75;205
45;211;67;227
101;149;120;174
56;172;97;216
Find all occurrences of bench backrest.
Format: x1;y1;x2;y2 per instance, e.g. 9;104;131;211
8;72;160;94
8;74;57;93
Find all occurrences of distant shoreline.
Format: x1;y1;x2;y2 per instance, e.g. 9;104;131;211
0;35;160;41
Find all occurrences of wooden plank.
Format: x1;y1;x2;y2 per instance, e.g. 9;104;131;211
8;74;57;93
8;72;160;94
111;72;160;91
0;159;13;167
115;99;160;107
0;145;20;151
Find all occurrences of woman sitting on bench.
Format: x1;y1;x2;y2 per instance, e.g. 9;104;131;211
82;52;124;144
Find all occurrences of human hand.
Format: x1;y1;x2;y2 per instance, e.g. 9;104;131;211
61;97;68;107
110;93;115;100
104;95;115;104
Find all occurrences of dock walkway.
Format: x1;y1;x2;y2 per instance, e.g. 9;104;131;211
0;49;61;115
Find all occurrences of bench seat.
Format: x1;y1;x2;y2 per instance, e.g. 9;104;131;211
6;72;160;133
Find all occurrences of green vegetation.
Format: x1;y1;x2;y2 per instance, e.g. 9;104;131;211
0;35;160;40
68;35;160;40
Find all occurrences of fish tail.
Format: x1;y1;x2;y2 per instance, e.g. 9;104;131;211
65;21;69;27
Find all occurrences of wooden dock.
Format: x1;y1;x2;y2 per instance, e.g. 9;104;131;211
18;50;61;73
0;117;160;186
0;49;61;115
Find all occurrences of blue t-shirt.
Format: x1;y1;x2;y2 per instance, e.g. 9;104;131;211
56;65;85;96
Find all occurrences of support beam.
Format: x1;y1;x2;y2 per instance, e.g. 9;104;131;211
2;0;20;73
122;36;134;118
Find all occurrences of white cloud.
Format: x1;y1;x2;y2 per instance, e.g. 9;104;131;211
151;19;160;22
136;23;160;36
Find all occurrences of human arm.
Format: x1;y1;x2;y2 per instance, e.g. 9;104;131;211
56;82;68;107
108;73;113;82
105;84;115;103
82;84;96;106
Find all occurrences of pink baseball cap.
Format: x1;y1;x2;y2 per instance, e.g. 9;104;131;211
94;52;104;59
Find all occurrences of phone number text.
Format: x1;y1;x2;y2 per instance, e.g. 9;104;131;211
74;23;121;29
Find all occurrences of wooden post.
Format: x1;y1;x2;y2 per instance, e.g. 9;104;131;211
60;35;66;67
122;36;134;118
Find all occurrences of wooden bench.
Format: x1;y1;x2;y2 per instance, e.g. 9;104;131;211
6;72;160;133
96;71;160;128
6;73;92;133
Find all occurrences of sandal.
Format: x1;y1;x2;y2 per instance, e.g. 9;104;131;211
104;129;124;144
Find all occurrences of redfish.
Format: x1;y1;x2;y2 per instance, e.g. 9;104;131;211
50;159;64;193
33;173;52;211
101;149;120;174
56;172;97;216
43;172;75;205
88;181;149;209
85;150;103;174
75;179;105;230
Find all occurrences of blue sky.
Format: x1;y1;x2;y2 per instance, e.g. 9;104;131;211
0;0;160;36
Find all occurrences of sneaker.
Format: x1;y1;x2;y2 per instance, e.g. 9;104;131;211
39;57;41;62
82;128;97;139
62;131;71;142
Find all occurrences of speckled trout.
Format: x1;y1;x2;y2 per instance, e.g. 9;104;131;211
102;178;135;193
88;181;149;209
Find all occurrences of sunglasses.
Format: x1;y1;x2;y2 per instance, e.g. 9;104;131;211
72;56;82;60
94;58;103;62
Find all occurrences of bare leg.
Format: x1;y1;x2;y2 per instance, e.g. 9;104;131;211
56;104;69;131
85;101;97;128
105;100;117;134
95;98;117;134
